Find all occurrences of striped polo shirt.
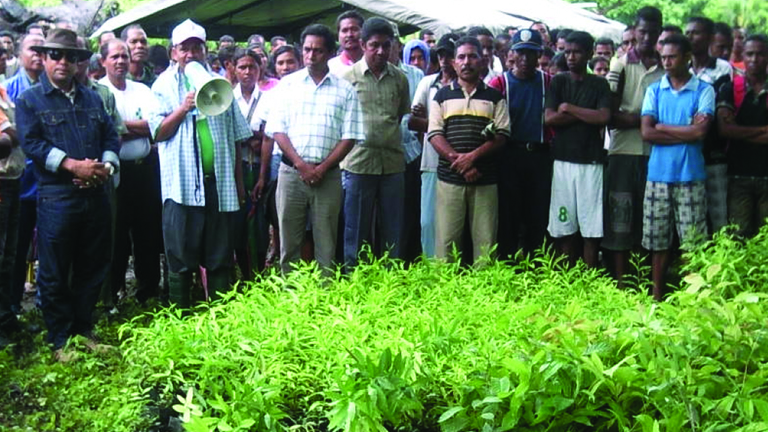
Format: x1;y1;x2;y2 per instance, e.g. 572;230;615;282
427;81;509;185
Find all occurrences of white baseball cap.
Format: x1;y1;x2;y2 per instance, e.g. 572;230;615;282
171;19;206;46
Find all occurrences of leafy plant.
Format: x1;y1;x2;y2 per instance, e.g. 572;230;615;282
3;226;768;431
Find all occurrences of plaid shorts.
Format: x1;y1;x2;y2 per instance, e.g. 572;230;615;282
705;164;728;232
642;181;708;251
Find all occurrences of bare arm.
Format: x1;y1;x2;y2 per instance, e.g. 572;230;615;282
122;120;152;142
655;114;711;142
273;132;305;167
315;139;355;177
450;133;506;174
746;131;768;144
641;115;697;144
408;116;428;133
252;134;274;200
544;108;578;127
610;67;640;129
428;133;459;162
561;104;611;126
717;107;768;141
154;91;195;143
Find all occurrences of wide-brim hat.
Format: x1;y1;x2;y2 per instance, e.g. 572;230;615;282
30;28;92;62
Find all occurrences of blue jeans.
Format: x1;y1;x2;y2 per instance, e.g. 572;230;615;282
343;171;404;267
37;186;111;349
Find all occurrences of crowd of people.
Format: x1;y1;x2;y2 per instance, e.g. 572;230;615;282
0;7;766;356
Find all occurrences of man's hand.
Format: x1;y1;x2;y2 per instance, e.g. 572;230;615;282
62;158;110;188
181;91;196;113
252;176;267;201
297;161;322;186
237;182;247;207
450;152;475;174
558;102;572;114
693;113;709;125
412;104;427;118
463;167;482;183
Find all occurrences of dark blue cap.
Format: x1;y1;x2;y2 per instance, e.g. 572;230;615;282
512;28;543;51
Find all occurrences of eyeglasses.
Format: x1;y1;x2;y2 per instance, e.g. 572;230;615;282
47;49;80;63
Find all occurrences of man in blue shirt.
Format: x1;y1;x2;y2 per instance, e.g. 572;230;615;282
16;29;120;354
489;29;553;257
641;33;714;301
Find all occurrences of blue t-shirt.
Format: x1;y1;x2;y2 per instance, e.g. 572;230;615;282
641;75;714;183
505;70;546;143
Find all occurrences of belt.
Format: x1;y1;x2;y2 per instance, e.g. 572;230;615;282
511;141;549;152
121;156;149;165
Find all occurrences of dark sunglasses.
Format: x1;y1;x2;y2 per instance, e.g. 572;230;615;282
47;49;81;63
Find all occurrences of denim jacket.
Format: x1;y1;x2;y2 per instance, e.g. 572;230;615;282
16;74;120;190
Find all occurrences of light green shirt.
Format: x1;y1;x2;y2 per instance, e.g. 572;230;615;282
341;59;411;175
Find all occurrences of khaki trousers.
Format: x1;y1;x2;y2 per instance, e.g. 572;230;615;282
276;164;342;275
435;180;498;262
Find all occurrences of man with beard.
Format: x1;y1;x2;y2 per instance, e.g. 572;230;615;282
328;10;365;77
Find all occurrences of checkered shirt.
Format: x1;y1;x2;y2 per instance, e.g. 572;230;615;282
265;68;365;163
149;64;252;212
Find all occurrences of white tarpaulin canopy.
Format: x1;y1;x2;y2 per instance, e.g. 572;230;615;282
91;0;626;41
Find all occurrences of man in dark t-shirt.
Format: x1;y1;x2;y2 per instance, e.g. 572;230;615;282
717;34;768;237
428;37;510;263
544;31;612;267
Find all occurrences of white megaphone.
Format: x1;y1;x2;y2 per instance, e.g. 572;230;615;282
184;61;234;117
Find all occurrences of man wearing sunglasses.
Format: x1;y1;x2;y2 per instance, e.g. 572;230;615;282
15;29;120;357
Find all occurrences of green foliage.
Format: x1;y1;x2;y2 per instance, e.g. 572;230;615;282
3;226;768;431
567;0;768;32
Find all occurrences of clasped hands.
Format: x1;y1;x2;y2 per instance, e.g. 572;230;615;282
67;158;111;189
447;151;481;183
296;161;325;187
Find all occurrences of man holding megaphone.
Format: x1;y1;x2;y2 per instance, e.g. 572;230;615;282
148;19;252;309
